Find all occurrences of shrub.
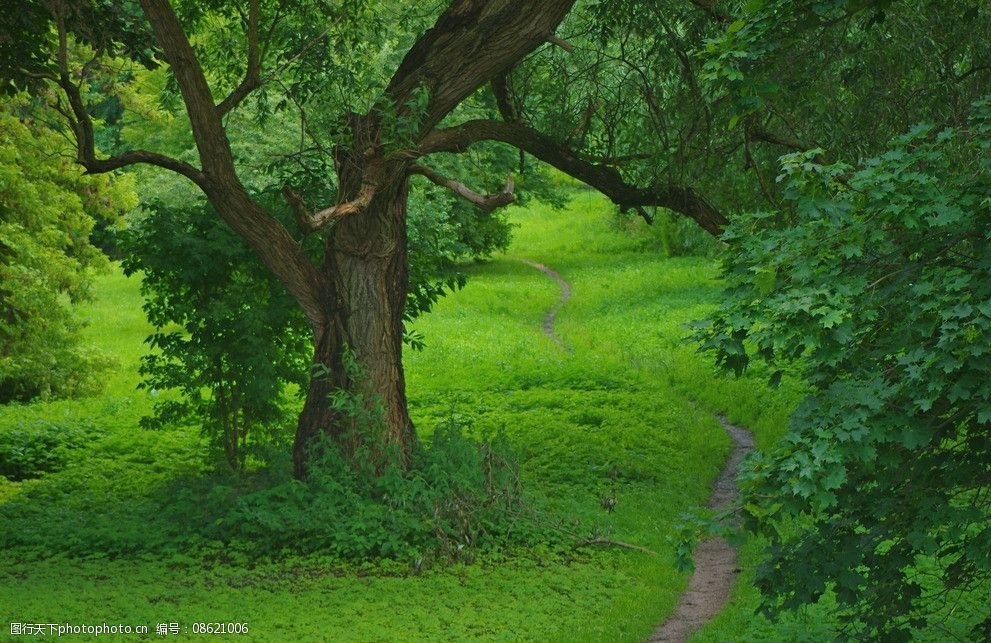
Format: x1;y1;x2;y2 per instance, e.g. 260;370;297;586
696;98;991;638
0;419;101;481
214;352;545;560
0;97;134;403
119;201;310;472
216;419;542;561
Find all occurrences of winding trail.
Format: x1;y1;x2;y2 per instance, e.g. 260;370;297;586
520;259;572;352
520;256;754;640
649;416;754;642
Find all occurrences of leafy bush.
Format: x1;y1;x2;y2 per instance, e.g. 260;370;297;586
697;98;991;638
119;201;310;472
0;419;101;481
0;97;134;402
218;420;540;561
213;350;545;560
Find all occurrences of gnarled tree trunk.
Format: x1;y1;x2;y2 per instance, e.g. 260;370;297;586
292;146;414;478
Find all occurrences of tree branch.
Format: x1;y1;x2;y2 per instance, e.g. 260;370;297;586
419;120;729;235
49;7;208;186
688;0;730;23
747;121;808;151
491;73;520;123
409;164;516;212
138;0;237;177
216;3;336;118
84;150;208;183
385;0;577;137
217;0;261;117
138;0;328;331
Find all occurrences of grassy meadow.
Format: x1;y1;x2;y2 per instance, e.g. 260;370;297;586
2;192;827;641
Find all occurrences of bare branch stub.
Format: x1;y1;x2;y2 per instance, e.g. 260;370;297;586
547;34;575;53
282;183;376;234
409;164;516;212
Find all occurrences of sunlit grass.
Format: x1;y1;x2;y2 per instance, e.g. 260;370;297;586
0;192;864;641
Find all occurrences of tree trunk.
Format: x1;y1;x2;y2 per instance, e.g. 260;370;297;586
292;172;414;479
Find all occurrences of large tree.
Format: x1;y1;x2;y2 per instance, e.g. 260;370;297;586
4;0;986;481
2;0;728;477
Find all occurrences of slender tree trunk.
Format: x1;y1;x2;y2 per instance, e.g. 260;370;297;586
292;167;414;479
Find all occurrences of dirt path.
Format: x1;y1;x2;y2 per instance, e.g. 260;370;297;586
520;259;572;351
649;416;754;642
520;256;751;640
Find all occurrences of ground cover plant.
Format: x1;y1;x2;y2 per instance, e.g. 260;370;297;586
0;193;782;641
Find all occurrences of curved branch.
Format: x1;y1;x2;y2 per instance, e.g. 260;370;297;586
50;9;207;187
409;164;516;212
747;122;808;151
419;120;728;236
216;0;261;117
85;150;207;184
59;74;207;185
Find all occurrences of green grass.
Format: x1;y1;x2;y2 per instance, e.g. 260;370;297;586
0;192;810;641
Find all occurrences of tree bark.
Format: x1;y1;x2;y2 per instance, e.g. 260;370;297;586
292;145;414;478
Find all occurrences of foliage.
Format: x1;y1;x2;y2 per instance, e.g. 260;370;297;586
119;199;310;472
699;0;990;156
208;346;541;560
612;207;719;258
696;99;991;639
503;0;991;222
219;419;538;561
0;418;102;481
0;0;157;95
0;97;135;403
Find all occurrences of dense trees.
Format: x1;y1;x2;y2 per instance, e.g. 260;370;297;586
0;96;135;402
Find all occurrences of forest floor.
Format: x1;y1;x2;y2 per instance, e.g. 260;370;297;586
3;192;978;640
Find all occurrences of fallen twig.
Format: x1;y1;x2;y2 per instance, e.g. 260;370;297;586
576;537;659;557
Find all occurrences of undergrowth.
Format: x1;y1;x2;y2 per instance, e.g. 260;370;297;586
218;421;555;561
